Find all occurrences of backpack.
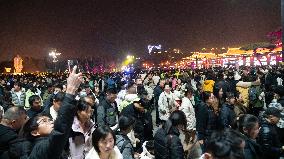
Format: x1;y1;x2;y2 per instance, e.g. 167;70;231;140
248;86;263;108
115;132;132;154
154;127;173;159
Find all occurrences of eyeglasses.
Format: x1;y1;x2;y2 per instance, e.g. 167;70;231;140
37;118;53;125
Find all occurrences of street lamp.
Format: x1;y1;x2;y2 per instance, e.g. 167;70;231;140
49;49;61;72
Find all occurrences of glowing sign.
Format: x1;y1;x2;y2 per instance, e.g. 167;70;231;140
148;45;162;53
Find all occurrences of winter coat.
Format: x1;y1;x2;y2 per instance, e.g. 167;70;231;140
11;89;26;107
26;93;77;159
180;97;196;130
257;117;283;159
154;120;184;159
153;86;163;106
0;124;18;159
115;132;134;159
195;102;218;140
120;103;152;143
27;106;44;119
96;98;119;128
219;103;236;129
202;80;215;93
243;136;261;159
68;117;96;159
85;146;123;159
158;92;178;121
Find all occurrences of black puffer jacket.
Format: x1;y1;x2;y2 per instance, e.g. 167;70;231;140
195;102;218;140
219;103;236;129
243;135;261;159
257;117;284;159
154;120;184;159
26;93;76;159
0;125;18;159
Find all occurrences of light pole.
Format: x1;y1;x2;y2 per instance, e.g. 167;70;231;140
49;49;61;72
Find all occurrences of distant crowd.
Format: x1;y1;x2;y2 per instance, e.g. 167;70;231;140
0;65;284;159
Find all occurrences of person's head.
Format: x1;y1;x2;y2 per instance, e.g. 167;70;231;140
225;92;235;105
13;82;22;92
92;125;116;155
135;77;143;85
28;95;41;110
76;98;94;123
202;91;214;106
238;114;259;139
52;92;65;112
106;88;117;103
164;84;171;94
235;91;243;103
169;110;187;131
1;107;28;130
274;85;284;99
94;85;100;93
159;79;165;88
133;98;147;112
213;86;223;99
23;115;53;139
263;107;282;125
127;81;137;94
184;87;194;99
118;115;135;134
53;83;63;94
204;129;245;159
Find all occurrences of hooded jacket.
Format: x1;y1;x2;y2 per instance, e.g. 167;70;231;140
202;80;215;93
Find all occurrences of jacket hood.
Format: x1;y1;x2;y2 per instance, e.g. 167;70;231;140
204;80;214;85
124;94;139;102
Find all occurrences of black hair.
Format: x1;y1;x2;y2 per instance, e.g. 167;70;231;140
105;88;117;95
23;115;44;140
52;92;65;102
202;91;212;102
213;86;223;99
28;95;41;106
53;83;63;90
184;86;194;97
225;92;235;100
92;125;116;153
205;129;245;159
237;114;259;135
118;115;135;131
169;110;187;128
76;98;92;112
13;82;22;88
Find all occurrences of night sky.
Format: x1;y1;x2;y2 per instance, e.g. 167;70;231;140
0;0;281;61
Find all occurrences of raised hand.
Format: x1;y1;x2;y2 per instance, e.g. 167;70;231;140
66;66;83;95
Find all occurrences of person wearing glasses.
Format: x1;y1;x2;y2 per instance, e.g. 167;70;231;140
22;66;83;159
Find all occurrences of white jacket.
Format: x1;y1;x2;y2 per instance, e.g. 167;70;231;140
85;146;123;159
180;97;196;130
158;91;178;121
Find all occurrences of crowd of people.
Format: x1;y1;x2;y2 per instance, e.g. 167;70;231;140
0;65;284;159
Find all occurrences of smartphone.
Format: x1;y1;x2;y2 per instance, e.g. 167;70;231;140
68;60;83;73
